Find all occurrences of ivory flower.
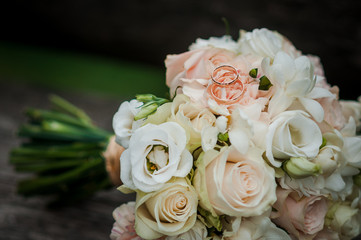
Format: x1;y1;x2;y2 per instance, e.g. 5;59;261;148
193;146;277;218
265;110;322;168
120;122;192;192
135;178;198;239
169;94;216;145
238;28;300;59
113;100;144;148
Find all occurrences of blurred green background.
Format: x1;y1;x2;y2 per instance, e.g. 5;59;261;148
0;41;167;99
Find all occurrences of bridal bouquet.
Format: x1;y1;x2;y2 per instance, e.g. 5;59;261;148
110;28;361;240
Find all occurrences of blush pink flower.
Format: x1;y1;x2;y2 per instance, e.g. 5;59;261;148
317;86;346;130
110;202;142;240
272;188;328;239
206;72;271;116
165;48;237;97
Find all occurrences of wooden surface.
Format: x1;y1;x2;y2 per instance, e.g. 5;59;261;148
0;81;135;240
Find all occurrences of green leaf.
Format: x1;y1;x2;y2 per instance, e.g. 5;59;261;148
258;75;273;90
249;68;258;78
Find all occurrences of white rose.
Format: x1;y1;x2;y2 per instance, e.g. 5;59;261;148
165;220;208;240
120;122;192;192
238;28;300;59
193;146;277;218
225;215;291;240
169;94;216;145
189;35;239;53
265;110;322;167
262;51;334;122
113;100;144;148
135;178;198;239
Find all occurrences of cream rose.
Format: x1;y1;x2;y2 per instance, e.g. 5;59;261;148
120;122;192;192
113;100;144;148
169;94;216;145
272;188;328;239
193;146;277;218
135;178;198;239
225;215;291;240
265;110;322;168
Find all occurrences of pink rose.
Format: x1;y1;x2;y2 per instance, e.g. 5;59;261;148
165;48;236;97
110;202;142;240
272;188;328;239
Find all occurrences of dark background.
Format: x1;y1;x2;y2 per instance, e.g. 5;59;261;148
1;0;360;99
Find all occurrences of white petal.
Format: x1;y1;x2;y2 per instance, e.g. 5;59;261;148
201;126;218;151
229;128;250;154
298;97;324;122
325;173;346;192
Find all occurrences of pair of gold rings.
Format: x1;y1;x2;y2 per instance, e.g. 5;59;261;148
209;65;244;103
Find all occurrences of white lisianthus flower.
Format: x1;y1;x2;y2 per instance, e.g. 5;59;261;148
193;146;277;218
113;100;144;148
135;178;198;239
238;28;300;59
165;220;208;240
120;122;192;192
265;110;322;168
189;35;239;53
262;51;334;122
279;130;344;197
169;94;216;146
225;215;291;240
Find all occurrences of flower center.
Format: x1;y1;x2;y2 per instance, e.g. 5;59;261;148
146;145;169;173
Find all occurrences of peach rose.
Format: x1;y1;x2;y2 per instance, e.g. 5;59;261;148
272;188;328;239
193;146;277;218
165;48;236;98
